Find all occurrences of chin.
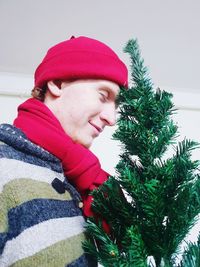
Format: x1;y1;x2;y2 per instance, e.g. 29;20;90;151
74;137;92;149
81;141;92;149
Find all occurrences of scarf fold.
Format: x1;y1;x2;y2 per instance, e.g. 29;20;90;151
14;98;108;217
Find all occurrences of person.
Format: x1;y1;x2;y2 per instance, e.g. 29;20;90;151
0;36;128;267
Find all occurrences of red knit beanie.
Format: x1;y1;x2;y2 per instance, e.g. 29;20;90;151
34;36;128;88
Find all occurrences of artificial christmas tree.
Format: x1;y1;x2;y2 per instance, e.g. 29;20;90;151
83;39;200;267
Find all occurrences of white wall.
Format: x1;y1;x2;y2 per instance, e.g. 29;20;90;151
0;72;32;123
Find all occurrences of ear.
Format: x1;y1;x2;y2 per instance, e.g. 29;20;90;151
47;80;62;97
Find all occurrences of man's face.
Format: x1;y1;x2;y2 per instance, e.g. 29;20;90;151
45;79;120;148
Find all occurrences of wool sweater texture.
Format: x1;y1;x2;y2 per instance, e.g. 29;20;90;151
0;124;96;267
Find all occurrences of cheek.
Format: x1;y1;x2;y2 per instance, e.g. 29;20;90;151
75;103;100;119
66;107;88;126
61;96;101;126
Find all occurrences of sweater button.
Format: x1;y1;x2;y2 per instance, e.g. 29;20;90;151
51;178;65;194
78;202;84;209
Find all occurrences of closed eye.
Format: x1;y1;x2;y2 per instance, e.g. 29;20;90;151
99;91;109;102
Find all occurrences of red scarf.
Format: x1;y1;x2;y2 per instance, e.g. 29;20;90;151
14;98;108;218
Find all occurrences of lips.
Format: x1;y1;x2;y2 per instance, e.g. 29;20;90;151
89;122;103;134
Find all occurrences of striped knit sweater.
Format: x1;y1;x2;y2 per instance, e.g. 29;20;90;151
0;124;95;267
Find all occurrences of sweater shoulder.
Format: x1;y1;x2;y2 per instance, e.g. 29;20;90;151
0;124;62;172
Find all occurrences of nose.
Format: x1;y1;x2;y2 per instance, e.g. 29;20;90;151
100;103;116;126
